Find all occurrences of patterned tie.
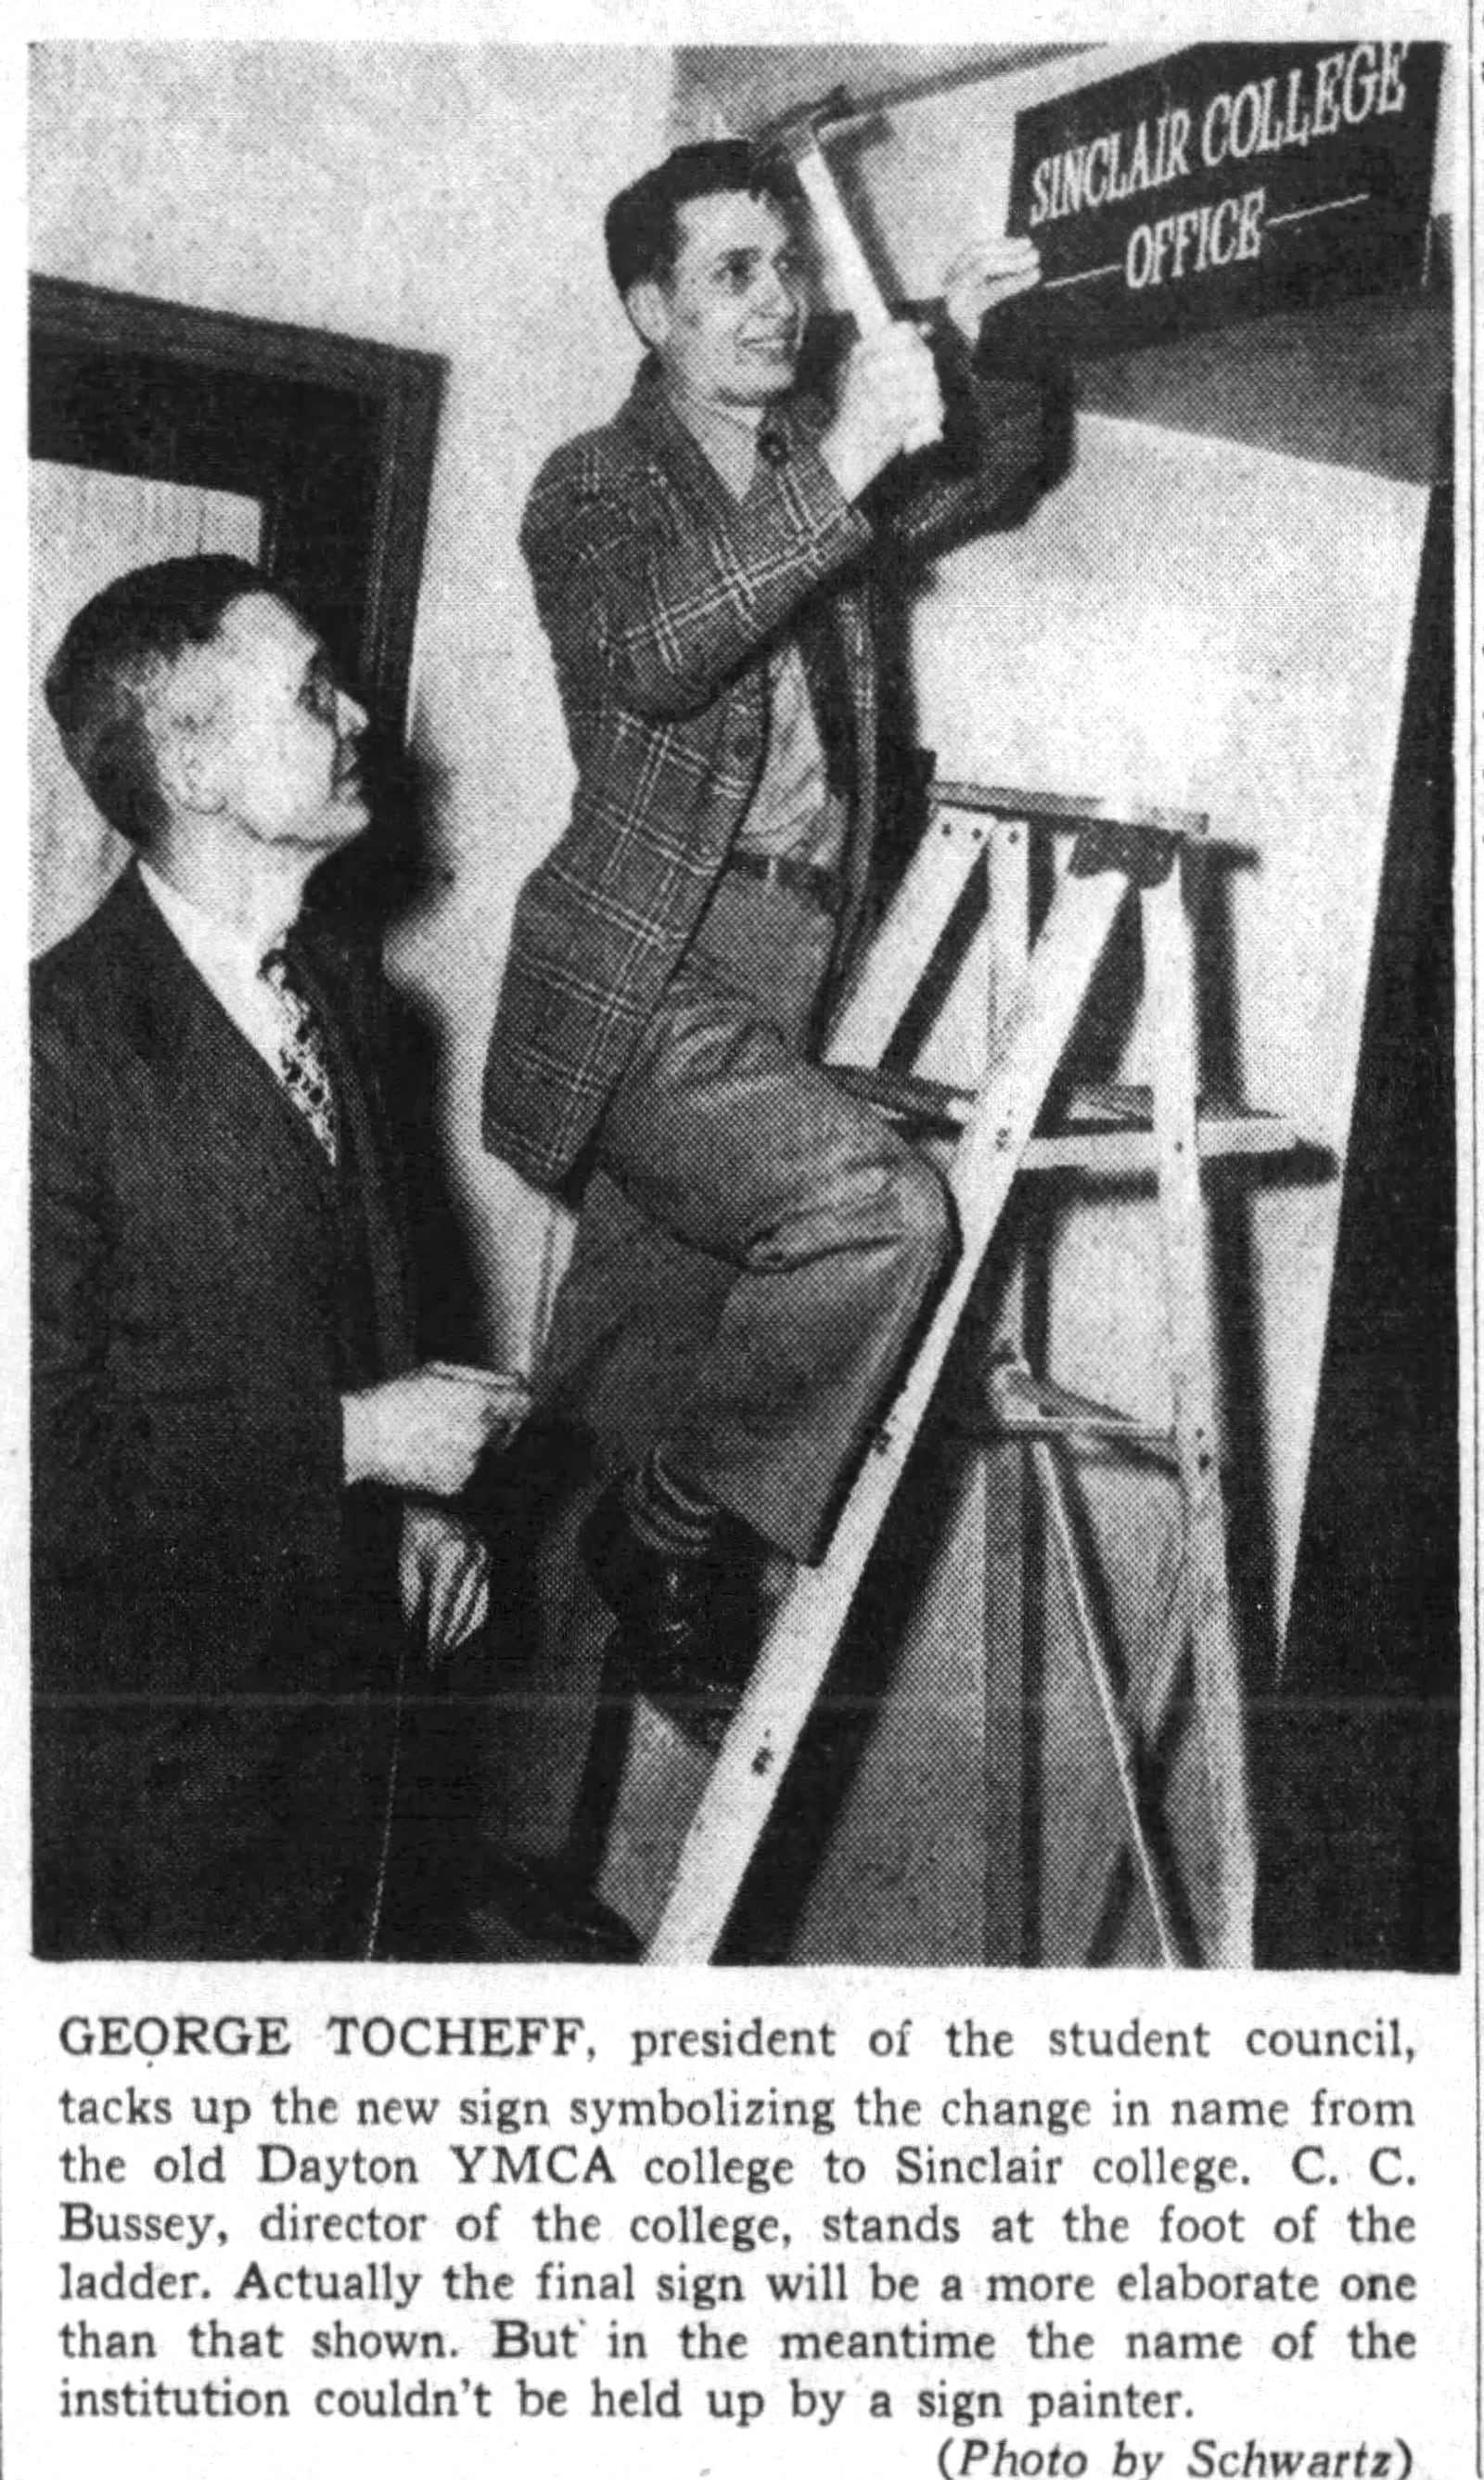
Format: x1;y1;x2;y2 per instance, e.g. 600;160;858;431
260;945;339;1165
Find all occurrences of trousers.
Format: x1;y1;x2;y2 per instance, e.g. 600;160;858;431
539;871;953;1561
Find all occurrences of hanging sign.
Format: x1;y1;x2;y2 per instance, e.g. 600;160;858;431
1005;43;1443;357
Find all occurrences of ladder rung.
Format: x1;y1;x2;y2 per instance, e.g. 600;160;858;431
826;1064;1301;1169
1024;1109;1299;1174
956;1357;1181;1473
826;1061;968;1129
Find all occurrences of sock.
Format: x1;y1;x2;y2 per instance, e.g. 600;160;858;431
623;1449;719;1561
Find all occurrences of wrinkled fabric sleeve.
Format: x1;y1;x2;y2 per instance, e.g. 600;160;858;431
865;308;1070;571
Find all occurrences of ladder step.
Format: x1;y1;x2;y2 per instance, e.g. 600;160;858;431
827;1064;1299;1169
956;1356;1181;1472
825;1061;969;1130
1025;1107;1298;1174
932;782;1211;842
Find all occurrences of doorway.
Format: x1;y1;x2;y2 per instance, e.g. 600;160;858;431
30;275;444;953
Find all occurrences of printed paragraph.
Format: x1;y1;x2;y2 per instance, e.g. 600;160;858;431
33;1995;1459;2475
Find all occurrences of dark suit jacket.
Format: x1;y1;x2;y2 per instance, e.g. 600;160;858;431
32;866;417;1959
481;324;1057;1189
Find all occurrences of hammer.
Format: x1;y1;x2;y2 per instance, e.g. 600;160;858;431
753;85;893;334
753;85;943;445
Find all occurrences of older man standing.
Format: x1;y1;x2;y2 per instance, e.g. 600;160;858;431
483;142;1058;1743
32;555;636;1959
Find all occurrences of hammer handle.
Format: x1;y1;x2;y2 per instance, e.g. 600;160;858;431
790;140;892;335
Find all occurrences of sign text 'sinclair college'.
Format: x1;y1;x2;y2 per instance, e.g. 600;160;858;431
1006;44;1443;357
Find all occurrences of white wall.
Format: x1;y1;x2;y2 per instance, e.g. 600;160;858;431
30;43;675;1362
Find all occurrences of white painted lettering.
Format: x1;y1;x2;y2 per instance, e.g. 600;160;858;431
1256;77;1287;154
1282;66;1312;149
1208;195;1241;266
1235;185;1266;263
1104;129;1129;204
1202;93;1231;169
1229;83;1263;161
1312;51;1347;138
1170;208;1201;279
1378;43;1408;114
1343;44;1381;125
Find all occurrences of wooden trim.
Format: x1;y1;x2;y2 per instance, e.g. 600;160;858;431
30;275;445;735
362;375;446;727
31;274;440;398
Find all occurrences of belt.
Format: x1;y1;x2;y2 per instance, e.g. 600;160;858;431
725;851;843;918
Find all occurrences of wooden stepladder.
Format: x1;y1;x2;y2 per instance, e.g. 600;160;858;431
646;786;1298;1969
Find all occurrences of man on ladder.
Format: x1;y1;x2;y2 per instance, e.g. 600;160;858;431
482;136;1064;1746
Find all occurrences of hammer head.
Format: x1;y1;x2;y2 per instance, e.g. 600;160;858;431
749;83;858;175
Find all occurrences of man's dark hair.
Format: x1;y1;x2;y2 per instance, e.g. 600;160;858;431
44;554;272;849
604;141;799;299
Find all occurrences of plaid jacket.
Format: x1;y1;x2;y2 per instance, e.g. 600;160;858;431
482;334;1052;1189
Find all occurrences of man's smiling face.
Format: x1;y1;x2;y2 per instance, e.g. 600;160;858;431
633;187;809;413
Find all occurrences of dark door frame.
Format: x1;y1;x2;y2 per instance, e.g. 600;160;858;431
31;274;445;737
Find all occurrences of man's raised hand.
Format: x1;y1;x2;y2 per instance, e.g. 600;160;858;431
942;235;1042;341
819;321;945;501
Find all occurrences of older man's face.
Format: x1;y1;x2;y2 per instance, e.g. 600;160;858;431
163;593;369;853
639;189;808;411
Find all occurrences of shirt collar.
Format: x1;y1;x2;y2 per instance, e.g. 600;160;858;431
666;389;767;503
138;859;299;980
622;356;813;513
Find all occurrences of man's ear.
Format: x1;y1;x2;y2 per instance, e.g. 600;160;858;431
153;716;224;818
625;277;672;353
